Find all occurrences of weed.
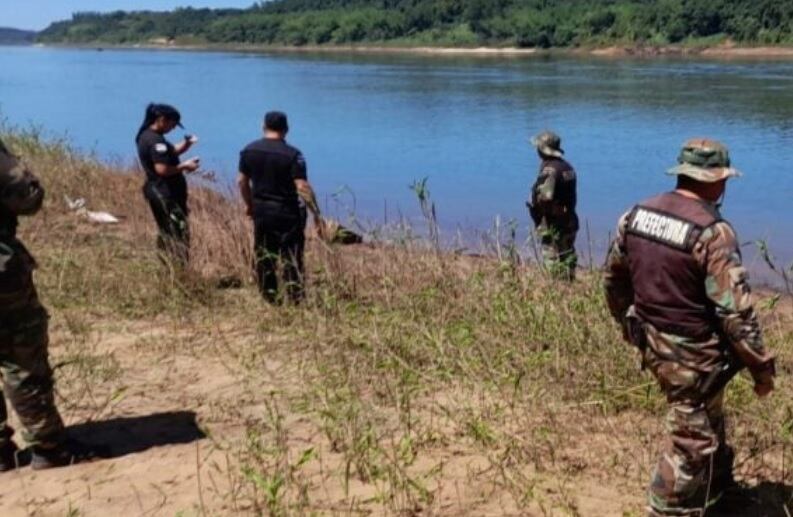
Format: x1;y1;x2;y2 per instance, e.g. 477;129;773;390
1;129;791;515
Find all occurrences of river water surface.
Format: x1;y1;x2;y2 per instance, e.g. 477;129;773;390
0;46;791;281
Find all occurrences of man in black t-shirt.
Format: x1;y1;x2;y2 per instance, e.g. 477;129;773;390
237;111;321;303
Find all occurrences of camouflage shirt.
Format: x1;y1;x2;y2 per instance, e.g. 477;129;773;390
530;158;578;236
604;208;775;383
532;158;576;211
0;215;39;315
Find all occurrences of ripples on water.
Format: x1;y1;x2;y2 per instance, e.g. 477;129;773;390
0;46;790;283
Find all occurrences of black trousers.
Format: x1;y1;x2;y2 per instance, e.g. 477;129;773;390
253;214;305;303
143;183;189;267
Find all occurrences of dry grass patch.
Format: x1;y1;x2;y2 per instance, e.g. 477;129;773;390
0;129;791;515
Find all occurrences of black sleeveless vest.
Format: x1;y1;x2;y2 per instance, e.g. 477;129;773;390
625;192;721;338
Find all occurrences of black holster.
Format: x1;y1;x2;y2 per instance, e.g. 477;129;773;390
625;313;648;369
698;349;744;400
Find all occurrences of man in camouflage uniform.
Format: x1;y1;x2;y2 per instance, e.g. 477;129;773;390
0;138;97;470
603;138;775;516
528;131;578;280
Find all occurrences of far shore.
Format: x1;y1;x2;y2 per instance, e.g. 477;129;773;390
32;40;793;60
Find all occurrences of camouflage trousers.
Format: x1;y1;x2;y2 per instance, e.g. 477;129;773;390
647;392;732;516
537;223;577;281
0;307;65;448
643;345;733;516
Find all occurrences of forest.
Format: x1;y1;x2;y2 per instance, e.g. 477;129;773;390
37;0;793;48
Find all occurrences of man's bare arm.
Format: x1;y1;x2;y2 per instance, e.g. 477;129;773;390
237;172;253;217
295;179;320;217
295;179;324;237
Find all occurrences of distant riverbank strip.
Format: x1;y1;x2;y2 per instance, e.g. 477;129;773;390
35;1;793;60
35;41;793;60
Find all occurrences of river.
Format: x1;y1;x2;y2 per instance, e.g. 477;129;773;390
0;46;791;282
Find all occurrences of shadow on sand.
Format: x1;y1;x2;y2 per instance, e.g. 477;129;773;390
10;411;205;468
710;481;793;517
67;410;206;458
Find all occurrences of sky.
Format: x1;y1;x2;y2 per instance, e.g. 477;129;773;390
0;1;257;31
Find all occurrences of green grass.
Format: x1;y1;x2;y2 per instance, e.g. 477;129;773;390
3;128;792;514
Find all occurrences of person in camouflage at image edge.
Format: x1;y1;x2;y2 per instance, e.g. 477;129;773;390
528;131;578;280
0;138;64;468
0;138;101;470
603;138;775;516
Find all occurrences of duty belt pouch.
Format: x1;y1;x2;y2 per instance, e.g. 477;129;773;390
696;345;746;400
624;308;648;370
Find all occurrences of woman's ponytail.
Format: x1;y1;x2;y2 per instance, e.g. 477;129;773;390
135;103;160;142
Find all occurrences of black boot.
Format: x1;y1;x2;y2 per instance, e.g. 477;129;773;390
0;442;19;472
31;439;108;470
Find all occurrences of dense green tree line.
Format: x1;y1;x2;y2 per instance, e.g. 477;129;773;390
37;1;793;48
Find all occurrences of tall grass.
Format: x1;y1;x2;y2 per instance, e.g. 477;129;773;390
4;129;792;514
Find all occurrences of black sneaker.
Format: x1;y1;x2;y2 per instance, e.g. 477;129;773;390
0;442;19;472
31;439;109;470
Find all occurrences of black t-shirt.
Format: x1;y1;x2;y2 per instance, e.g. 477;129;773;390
136;128;186;201
239;138;307;216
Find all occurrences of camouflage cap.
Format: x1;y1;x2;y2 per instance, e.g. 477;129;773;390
667;138;741;183
0;139;44;216
531;130;564;158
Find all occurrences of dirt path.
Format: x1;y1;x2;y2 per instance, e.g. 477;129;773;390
0;313;651;516
1;308;787;516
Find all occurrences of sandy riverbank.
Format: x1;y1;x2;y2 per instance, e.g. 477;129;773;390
36;40;793;59
0;125;791;516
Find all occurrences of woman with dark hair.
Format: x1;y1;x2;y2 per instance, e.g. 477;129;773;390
135;103;200;266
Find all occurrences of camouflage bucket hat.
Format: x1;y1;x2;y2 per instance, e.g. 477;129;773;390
530;130;564;158
0;138;44;216
667;138;741;183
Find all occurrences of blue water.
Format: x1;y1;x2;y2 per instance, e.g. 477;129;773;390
1;46;791;281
